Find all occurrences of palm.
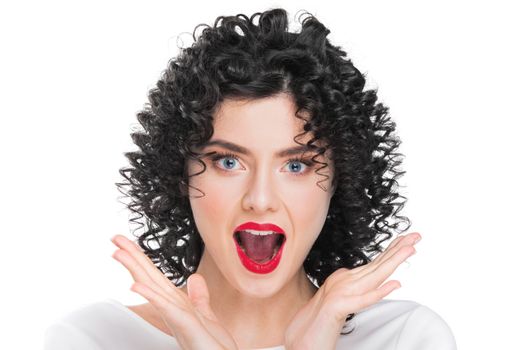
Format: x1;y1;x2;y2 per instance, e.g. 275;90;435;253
284;284;342;349
181;278;239;349
111;234;238;350
284;232;421;350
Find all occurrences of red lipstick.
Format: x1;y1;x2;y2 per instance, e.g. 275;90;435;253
234;222;285;234
233;221;286;274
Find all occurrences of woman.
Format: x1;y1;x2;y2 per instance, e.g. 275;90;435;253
44;8;456;350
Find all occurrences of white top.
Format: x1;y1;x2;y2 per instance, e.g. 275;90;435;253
44;298;457;350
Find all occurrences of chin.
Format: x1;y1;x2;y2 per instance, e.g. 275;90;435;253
232;275;287;299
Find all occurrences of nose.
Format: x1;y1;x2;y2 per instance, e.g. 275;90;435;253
241;167;280;214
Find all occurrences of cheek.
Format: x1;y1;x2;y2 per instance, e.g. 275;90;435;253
284;181;332;251
285;172;333;218
190;192;225;227
188;170;235;241
291;187;327;217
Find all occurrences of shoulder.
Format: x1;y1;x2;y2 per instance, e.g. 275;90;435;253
44;299;178;350
393;301;457;350
336;299;456;350
51;299;122;324
44;300;118;350
45;321;103;350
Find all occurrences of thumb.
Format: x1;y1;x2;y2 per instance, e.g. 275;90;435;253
187;273;218;322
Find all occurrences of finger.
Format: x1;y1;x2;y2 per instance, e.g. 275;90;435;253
346;233;419;277
131;281;172;312
354;280;401;310
378;232;419;261
330;279;401;322
111;235;166;280
372;232;420;268
111;234;181;299
358;245;415;291
112;248;175;303
130;282;188;330
187;274;218;322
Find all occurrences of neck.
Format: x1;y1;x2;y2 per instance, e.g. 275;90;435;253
181;248;318;348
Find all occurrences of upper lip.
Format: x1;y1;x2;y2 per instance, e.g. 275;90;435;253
234;221;285;235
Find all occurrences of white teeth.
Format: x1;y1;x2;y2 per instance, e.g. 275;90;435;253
243;229;278;236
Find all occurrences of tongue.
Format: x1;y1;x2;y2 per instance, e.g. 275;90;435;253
238;231;280;262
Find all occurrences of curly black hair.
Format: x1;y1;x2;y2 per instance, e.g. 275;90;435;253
116;8;411;335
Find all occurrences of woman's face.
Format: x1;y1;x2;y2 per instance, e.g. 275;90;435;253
186;93;335;297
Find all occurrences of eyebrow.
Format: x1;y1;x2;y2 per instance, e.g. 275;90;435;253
200;139;319;158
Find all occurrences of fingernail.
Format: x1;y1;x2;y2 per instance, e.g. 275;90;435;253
414;234;421;243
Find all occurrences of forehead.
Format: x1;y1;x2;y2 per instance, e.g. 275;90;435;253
212;94;310;139
196;93;332;159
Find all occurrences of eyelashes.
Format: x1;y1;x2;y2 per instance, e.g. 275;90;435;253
209;151;313;176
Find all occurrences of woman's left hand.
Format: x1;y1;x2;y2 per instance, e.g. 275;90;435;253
284;232;421;350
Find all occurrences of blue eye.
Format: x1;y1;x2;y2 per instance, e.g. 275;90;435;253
210;152;242;171
219;157;238;170
287;160;307;174
210;152;312;176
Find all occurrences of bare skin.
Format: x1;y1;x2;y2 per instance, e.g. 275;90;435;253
126;268;318;347
126;302;173;337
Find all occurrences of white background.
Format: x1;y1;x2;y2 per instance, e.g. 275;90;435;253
1;0;523;349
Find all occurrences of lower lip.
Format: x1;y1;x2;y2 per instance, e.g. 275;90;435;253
234;236;285;274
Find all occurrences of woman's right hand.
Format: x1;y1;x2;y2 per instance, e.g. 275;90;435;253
111;234;239;350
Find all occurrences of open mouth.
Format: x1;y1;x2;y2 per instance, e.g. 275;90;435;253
234;230;286;264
